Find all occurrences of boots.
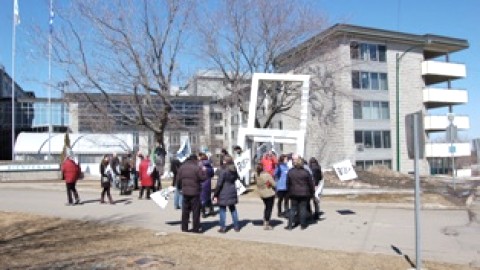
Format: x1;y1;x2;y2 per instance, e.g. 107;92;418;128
201;206;207;218
100;193;106;204
208;204;215;216
263;220;272;230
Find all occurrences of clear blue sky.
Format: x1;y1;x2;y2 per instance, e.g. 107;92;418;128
1;0;479;138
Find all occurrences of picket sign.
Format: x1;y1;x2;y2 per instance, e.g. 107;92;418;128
235;179;247;196
234;149;251;180
332;159;357;181
150;186;176;209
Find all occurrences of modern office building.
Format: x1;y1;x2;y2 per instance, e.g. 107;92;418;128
0;65;37;160
274;24;470;175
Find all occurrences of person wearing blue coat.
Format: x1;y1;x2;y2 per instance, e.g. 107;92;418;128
274;154;290;217
213;155;240;233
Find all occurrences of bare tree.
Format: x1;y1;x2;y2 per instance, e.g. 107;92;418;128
195;0;336;128
51;0;195;147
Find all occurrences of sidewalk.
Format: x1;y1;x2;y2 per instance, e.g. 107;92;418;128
1;182;479;266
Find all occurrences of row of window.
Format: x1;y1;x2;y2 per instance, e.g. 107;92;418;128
352;71;388;90
353;101;390;120
350;42;387;62
355;130;391;149
355;159;392;170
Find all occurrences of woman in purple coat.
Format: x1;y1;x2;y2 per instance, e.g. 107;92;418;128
199;153;215;218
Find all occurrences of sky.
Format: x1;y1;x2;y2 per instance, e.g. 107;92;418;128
1;0;479;138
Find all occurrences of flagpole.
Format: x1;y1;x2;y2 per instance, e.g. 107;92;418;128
11;0;18;160
48;0;53;160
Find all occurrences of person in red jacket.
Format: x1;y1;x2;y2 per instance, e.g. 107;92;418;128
61;149;81;206
138;153;154;199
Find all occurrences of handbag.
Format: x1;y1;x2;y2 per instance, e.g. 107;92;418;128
101;175;110;184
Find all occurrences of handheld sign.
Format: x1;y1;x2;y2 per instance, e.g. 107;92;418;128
333;160;357;181
234;149;251;180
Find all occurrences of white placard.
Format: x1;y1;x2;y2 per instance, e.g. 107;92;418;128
332;160;357;181
234;149;251;180
314;179;324;199
150;186;176;209
235;179;247;196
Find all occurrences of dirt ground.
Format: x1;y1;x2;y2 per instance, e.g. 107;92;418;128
0;211;476;270
2;167;478;269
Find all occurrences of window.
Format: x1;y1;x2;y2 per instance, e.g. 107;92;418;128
352;71;360;89
380;73;388;90
383;131;391;148
350;42;359;59
353;101;389;120
369;44;377;61
354;130;391;149
213;126;223;135
189;133;199;144
352;71;388;90
381;102;390;119
370;73;379;90
353;101;362;119
354;130;362;143
361;72;370;89
373;131;382;148
378;45;386;62
360;43;369;60
210;112;222;120
350;42;387;62
364;131;373;148
170;133;180;145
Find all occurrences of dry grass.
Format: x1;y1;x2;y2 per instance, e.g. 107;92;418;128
0;211;475;270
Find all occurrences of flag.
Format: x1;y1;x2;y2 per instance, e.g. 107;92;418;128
176;138;191;162
14;0;20;25
49;0;54;33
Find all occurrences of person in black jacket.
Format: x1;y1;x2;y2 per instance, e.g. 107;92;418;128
309;157;323;220
213;155;240;233
170;158;183;210
99;155;114;204
176;154;207;233
286;156;315;230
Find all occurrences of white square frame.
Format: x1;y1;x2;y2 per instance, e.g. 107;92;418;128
237;73;310;157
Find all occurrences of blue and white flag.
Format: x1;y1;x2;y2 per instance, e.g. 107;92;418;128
49;0;54;33
176;138;191;162
14;0;20;25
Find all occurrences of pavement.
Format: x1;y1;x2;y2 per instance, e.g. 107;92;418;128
1;180;480;267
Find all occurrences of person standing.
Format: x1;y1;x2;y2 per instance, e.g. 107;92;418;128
99;155;114;204
309;157;323;220
153;143;166;191
213;155;240;233
110;152;121;189
134;151;142;190
285;156;315;230
176;154;207;233
219;148;230;167
61;149;81;206
170;158;183;210
199;153;215;218
138;153;153;199
119;156;132;195
261;150;278;176
255;163;276;230
274;154;289;217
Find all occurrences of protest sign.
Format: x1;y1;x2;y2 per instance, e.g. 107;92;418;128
150;186;176;209
332;160;357;181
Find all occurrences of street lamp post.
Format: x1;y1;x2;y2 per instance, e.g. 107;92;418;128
395;41;430;172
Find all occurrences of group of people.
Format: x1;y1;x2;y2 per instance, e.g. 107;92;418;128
255;151;323;230
60;144;323;233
